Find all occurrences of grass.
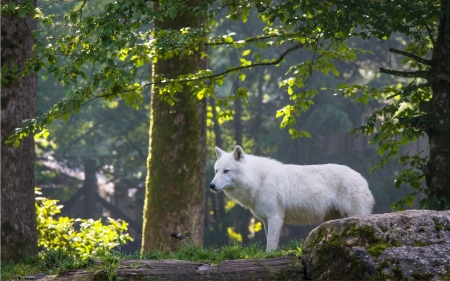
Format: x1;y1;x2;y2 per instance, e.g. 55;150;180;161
1;240;303;281
1;248;93;281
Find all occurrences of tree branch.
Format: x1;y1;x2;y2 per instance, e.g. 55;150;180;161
379;68;430;80
389;48;431;66
205;34;281;47
424;23;436;48
157;43;304;84
436;73;450;83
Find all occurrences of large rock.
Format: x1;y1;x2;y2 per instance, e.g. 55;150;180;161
302;210;450;280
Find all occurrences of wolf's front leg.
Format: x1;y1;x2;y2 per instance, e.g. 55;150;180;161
266;216;284;251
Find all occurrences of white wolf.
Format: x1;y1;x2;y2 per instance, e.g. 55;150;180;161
209;146;375;251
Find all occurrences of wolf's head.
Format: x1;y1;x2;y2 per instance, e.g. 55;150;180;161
209;145;245;192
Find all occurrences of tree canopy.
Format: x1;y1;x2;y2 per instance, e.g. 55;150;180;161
2;0;449;210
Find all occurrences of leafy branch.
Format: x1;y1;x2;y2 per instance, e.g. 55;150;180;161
177;43;304;83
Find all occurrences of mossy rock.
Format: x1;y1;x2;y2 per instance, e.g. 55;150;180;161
302;210;450;280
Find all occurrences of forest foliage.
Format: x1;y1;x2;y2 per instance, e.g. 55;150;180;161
35;188;133;259
1;0;448;251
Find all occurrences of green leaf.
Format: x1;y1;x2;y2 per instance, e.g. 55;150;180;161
107;59;115;68
301;130;311;138
61;112;70;122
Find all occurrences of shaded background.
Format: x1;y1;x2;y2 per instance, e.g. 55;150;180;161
35;2;428;253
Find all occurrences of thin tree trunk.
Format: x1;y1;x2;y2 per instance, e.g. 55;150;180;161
233;86;251;245
82;158;99;219
234;97;243;147
425;0;450;210
1;0;38;262
141;2;207;251
211;97;227;240
254;73;264;155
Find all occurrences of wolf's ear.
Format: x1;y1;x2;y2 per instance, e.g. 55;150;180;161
215;147;225;159
232;145;245;162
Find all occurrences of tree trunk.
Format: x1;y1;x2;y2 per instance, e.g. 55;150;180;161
254;73;264;155
1;0;38;262
233;91;251;244
116;256;303;280
211;97;227;241
234;97;243;147
82;158;99;218
425;0;450;210
34;256;304;280
141;2;207;252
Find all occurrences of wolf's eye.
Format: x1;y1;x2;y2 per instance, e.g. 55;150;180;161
224;169;229;173
215;169;218;173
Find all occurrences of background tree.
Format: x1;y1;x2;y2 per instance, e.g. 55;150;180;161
1;0;38;261
32;0;150;252
141;1;207;251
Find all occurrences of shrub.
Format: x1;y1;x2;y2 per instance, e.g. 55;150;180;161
36;188;133;259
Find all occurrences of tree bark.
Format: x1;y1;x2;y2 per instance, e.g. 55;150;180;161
1;0;38;262
424;0;450;210
141;2;207;252
33;256;304;280
116;256;303;281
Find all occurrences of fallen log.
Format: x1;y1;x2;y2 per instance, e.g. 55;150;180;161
33;256;304;280
115;256;304;280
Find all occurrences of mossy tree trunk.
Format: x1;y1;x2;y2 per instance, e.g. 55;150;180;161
141;1;207;251
425;0;450;210
1;0;38;262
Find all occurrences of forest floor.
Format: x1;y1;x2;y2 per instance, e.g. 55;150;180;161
1;240;303;280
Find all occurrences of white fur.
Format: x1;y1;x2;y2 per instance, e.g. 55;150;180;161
209;146;375;251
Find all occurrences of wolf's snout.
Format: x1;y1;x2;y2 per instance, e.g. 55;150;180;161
209;183;216;190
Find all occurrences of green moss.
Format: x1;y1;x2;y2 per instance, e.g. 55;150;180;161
434;219;443;232
413;241;427;247
309;226;326;248
311;231;370;280
346;224;381;245
411;272;434;280
379;260;389;269
367;244;388;257
308;222;407;280
379;226;388;232
392;266;403;280
371;260;392;281
384;235;400;247
418;228;425;233
442;267;450;281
